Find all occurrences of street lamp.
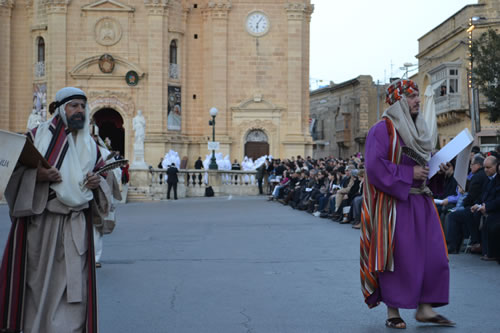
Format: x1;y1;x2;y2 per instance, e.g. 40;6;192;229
208;107;218;170
399;62;416;79
467;16;486;136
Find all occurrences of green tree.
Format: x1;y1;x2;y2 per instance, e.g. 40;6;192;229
471;28;500;122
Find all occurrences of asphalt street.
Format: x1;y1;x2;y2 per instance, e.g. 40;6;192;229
1;196;499;333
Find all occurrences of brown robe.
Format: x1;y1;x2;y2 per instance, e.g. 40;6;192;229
4;166;110;333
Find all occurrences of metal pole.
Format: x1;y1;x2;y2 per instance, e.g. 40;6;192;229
209;115;218;170
376;80;380;120
468;17;477;138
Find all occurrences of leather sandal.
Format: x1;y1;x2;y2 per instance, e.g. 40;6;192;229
416;314;455;326
385;317;406;329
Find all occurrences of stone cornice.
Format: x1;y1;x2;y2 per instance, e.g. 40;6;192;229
144;0;168;16
284;3;314;21
82;0;135;13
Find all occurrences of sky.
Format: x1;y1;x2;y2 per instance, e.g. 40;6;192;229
310;0;476;89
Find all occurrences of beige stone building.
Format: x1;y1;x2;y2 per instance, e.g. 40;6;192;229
309;75;386;159
0;0;314;167
415;0;499;151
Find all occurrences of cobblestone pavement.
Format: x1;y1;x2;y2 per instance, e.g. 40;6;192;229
1;197;499;332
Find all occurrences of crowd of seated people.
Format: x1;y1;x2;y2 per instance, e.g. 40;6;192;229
436;145;500;263
265;144;500;264
266;154;365;229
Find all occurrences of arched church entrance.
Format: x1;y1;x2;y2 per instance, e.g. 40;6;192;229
92;108;125;157
244;130;269;160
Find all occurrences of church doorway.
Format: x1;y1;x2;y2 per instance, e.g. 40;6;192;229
92;108;125;157
244;130;269;160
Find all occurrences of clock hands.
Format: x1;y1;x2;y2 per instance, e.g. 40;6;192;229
256;17;263;31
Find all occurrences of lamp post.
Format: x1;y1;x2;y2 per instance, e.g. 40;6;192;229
208;107;218;170
467;16;486;137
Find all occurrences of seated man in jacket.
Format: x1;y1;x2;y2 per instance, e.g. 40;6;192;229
476;157;499;260
446;155;490;253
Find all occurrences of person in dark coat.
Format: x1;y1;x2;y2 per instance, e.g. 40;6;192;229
194;157;203;170
256;160;268;194
166;163;179;200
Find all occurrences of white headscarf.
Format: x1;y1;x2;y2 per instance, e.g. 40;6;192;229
382;96;433;163
34;87;98;207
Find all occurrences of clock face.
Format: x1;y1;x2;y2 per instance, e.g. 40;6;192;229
246;12;270;36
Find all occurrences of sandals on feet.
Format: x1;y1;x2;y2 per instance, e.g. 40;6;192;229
385;317;406;329
416;314;455;326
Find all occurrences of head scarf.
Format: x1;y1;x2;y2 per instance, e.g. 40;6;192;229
34;87;98;207
385;79;419;105
382;95;433;163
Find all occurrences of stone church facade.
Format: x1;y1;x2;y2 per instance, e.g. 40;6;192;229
0;0;314;167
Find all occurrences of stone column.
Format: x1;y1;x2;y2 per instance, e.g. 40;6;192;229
0;0;14;130
144;0;168;134
45;0;69;101
201;1;231;136
284;3;314;156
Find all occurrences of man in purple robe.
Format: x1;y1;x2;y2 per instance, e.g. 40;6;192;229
360;79;454;329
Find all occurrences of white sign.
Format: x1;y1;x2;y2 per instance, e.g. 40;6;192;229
0;130;28;195
208;141;220;151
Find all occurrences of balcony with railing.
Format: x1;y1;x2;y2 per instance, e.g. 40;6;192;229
434;94;463;114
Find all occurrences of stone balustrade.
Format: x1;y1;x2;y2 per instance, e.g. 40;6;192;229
128;168;259;201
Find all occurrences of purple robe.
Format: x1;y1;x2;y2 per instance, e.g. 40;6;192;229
365;120;449;309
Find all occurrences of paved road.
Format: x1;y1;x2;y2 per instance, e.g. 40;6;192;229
1;197;499;332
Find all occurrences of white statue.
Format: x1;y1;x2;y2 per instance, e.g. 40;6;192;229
133;110;146;146
27;109;43;130
131;110;148;169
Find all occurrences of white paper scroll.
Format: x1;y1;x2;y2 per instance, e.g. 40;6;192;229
428;128;474;190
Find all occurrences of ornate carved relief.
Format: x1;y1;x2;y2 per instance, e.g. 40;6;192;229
69;54;145;79
237;119;277;140
246;130;268;143
88;90;135;118
44;0;71;14
0;0;14;17
144;0;168;15
0;0;14;7
0;0;14;15
202;1;231;20
95;17;122;46
284;3;314;21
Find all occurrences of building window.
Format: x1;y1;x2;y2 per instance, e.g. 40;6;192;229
169;40;177;64
310;119;325;141
169;40;179;80
35;37;45;78
37;37;45;62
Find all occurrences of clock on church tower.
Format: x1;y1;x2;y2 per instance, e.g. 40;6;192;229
245;11;270;37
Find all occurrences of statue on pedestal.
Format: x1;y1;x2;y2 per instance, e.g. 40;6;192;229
131;110;148;169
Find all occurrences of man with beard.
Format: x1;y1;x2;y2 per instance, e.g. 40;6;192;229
360;80;454;329
0;87;111;333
